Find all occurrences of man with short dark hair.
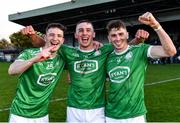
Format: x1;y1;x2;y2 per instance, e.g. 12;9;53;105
105;12;176;123
8;23;66;123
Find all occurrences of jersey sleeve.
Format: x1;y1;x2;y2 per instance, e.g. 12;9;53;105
57;44;69;60
139;43;151;61
57;44;76;62
16;49;30;61
100;43;114;53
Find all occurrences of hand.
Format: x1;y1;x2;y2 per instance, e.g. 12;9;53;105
138;12;161;29
21;25;45;47
93;40;103;50
34;46;56;62
135;29;149;43
20;25;36;36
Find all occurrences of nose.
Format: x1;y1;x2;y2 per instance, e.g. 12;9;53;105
53;35;59;40
82;30;88;35
116;35;121;40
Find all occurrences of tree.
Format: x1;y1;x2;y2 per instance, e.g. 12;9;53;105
0;38;9;49
9;32;33;49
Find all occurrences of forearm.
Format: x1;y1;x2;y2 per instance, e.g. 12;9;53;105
8;58;36;75
129;29;149;45
30;34;45;47
155;26;177;56
128;38;144;45
128;38;137;45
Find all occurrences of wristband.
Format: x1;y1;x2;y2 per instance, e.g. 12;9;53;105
154;26;162;31
152;23;162;31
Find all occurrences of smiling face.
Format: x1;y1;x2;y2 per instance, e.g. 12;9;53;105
107;20;129;53
108;27;129;52
44;27;64;51
75;22;95;50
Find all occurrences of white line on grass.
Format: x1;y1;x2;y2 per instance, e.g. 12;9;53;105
1;77;180;112
145;77;180;86
0;107;9;112
50;97;67;102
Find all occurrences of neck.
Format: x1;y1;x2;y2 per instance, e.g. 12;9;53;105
115;45;128;53
79;44;94;51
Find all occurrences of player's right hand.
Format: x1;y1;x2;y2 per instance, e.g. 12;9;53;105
135;29;149;43
34;46;56;62
20;25;36;36
93;40;103;50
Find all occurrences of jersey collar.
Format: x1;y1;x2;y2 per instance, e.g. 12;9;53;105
78;46;95;53
114;45;130;55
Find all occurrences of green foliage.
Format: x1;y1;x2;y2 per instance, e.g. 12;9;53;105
0;38;10;49
9;32;33;49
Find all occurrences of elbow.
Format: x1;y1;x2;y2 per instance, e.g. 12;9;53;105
8;70;13;75
8;68;14;76
8;66;17;76
167;48;177;57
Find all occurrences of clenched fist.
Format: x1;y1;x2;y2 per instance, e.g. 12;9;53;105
21;25;36;36
138;12;161;30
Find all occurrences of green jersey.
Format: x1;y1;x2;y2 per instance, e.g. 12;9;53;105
10;48;65;118
105;44;150;119
58;44;113;109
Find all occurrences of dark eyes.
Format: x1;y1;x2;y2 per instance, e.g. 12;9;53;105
110;33;124;37
78;28;92;32
49;33;63;38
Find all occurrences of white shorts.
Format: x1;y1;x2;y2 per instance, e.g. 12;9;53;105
67;106;105;123
106;115;146;123
9;113;49;123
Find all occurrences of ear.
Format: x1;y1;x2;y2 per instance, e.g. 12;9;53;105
62;38;65;44
44;35;48;42
93;32;96;38
127;32;129;39
107;35;111;43
74;33;78;40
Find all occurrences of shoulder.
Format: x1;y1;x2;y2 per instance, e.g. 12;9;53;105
19;48;40;56
61;44;76;49
24;48;41;54
129;43;150;49
99;43;114;53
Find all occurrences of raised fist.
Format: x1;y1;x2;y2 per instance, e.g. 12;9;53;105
135;29;149;43
138;12;160;29
20;25;36;36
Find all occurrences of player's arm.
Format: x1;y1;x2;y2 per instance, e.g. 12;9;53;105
93;40;103;50
8;46;55;75
138;12;177;58
129;29;149;45
8;58;38;75
21;25;45;47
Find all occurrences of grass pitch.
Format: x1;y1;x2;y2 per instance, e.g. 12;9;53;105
0;62;180;122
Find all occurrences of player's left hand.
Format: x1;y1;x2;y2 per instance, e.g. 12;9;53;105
138;12;160;29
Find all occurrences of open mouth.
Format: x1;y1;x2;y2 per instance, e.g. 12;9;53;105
81;37;89;43
51;42;59;46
